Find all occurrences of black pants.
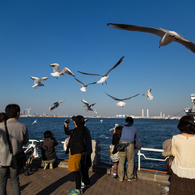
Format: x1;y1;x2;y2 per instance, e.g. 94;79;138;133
80;154;91;185
73;171;81;189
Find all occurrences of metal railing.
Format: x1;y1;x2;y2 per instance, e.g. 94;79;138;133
98;143;168;170
27;140;168;171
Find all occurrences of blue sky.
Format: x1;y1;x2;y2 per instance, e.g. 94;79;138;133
1;0;195;117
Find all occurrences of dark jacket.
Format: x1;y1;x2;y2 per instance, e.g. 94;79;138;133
64;118;85;155
112;134;120;154
38;138;58;160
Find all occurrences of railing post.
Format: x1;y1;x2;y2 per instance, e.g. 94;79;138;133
138;150;141;170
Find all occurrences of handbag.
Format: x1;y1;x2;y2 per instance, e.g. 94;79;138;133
110;152;119;162
116;142;131;152
4;122;26;169
165;155;174;174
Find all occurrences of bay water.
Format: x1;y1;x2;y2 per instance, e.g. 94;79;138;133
19;117;180;171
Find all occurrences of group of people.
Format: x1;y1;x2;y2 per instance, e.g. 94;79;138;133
0;104;195;195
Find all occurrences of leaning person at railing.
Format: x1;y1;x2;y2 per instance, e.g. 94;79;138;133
64;116;86;195
38;130;58;170
110;125;123;178
168;115;195;195
117;117;141;182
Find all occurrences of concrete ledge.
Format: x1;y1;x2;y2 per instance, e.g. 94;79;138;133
33;158;169;184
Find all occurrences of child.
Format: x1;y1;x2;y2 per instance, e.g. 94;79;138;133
38;130;58;170
111;126;123;178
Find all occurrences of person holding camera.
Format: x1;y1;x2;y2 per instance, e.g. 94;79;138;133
64;116;86;195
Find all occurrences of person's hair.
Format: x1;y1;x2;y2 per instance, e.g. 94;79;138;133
76;115;85;125
114;126;123;139
125;117;134;124
177;115;195;134
44;130;52;138
5;104;20;119
0;112;8;122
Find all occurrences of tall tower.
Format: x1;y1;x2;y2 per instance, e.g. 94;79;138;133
142;109;144;117
147;109;149;117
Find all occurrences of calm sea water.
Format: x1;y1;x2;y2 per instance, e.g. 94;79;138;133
19;117;180;171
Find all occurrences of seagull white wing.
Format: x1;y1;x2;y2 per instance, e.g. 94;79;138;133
104;56;124;76
30;76;39;81
60;67;75;77
50;63;60;72
58;100;64;104
81;99;89;106
40;77;48;81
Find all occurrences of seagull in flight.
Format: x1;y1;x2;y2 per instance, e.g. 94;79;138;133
49;100;64;111
30;76;48;89
32;119;37;125
81;99;95;111
107;23;195;53
78;56;124;84
143;88;153;100
75;78;96;92
50;63;75;79
105;92;139;107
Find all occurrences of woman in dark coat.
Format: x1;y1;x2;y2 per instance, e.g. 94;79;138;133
64;116;85;195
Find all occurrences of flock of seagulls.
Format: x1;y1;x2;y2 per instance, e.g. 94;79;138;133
30;22;195;113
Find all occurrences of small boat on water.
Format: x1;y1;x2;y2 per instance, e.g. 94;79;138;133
184;94;195;119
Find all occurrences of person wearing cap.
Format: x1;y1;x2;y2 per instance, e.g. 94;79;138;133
64;116;86;195
117;116;141;182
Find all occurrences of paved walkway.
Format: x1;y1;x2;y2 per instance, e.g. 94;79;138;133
6;165;166;195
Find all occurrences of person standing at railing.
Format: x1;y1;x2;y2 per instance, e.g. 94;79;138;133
117;117;141;182
169;115;195;195
110;125;123;178
64;116;86;195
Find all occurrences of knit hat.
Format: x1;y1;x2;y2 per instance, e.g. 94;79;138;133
162;139;172;157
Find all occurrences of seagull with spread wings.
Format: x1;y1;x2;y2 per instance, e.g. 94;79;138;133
30;76;48;89
107;23;195;53
81;99;95;111
105;92;139;107
50;63;75;79
143;88;153;100
75;78;96;92
78;56;124;84
49;100;64;111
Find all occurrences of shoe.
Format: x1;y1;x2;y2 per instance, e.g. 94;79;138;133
68;189;82;195
127;178;132;182
111;174;117;178
160;184;169;194
81;182;90;189
43;163;48;170
124;175;128;180
49;163;53;169
119;178;123;182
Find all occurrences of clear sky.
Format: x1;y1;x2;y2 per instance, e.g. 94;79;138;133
1;0;195;117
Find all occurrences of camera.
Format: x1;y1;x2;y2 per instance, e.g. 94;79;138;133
65;119;69;124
